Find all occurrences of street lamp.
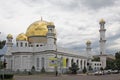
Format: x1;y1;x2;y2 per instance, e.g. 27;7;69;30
55;50;58;76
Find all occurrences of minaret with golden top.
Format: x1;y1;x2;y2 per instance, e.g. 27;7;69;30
99;19;106;55
99;19;107;69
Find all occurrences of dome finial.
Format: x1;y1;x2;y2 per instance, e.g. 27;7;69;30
99;18;105;23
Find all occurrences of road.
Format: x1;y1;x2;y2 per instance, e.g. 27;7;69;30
14;74;120;80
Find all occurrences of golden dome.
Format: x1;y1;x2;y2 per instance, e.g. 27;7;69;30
99;19;105;23
86;40;91;44
16;33;27;41
26;20;54;37
7;34;13;39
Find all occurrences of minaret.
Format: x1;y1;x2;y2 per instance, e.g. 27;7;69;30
86;40;92;59
47;22;56;50
99;19;107;69
5;34;13;70
99;19;106;55
6;34;13;55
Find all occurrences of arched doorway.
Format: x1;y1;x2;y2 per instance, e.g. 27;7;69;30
71;59;74;66
76;59;79;66
66;58;69;67
80;60;82;69
41;57;45;68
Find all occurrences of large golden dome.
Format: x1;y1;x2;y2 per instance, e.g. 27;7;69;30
26;20;54;37
16;33;27;41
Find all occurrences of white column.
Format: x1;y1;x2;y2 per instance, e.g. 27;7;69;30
99;19;106;55
68;58;71;67
86;40;92;59
79;59;82;70
99;19;107;69
82;59;84;70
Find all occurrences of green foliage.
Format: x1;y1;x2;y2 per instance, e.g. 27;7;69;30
115;51;120;71
0;60;7;69
106;59;115;70
31;66;35;72
100;67;104;71
115;59;120;70
82;67;87;73
88;66;93;71
0;40;6;49
41;67;45;73
92;57;100;61
0;74;14;79
0;61;4;69
69;62;79;74
115;51;120;60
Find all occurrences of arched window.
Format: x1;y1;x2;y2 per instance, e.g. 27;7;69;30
31;45;33;47
20;42;23;47
41;57;45;68
36;58;39;70
66;58;69;67
25;43;27;47
71;59;74;66
84;60;86;67
16;42;18;47
80;60;82;69
40;45;43;46
76;60;79;66
95;63;96;66
36;44;39;47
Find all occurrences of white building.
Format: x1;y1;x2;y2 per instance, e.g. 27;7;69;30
86;19;108;71
4;18;109;72
4;19;88;72
91;61;102;71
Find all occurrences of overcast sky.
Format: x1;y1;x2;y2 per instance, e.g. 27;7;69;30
0;0;120;55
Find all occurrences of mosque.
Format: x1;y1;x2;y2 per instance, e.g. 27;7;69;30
4;18;107;72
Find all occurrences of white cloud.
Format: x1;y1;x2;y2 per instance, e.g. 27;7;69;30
0;0;120;54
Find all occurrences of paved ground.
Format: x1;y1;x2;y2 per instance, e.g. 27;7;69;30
14;74;120;80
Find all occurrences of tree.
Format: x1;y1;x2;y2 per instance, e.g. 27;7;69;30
100;67;104;71
83;67;87;73
69;62;79;74
105;59;115;70
0;40;6;49
31;66;35;72
115;52;120;59
92;57;100;61
0;61;4;69
0;40;6;70
115;51;120;72
41;67;45;73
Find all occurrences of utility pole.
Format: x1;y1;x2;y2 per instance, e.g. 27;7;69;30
55;49;58;76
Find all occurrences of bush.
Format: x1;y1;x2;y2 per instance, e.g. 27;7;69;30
41;67;45;73
69;62;79;74
0;74;14;79
83;67;87;73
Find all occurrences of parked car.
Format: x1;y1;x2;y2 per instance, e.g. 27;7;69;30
111;70;119;74
94;71;103;75
104;70;111;74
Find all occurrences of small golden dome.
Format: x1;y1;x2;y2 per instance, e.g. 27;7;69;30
99;19;105;23
16;33;27;41
26;20;55;37
86;40;91;44
7;34;13;39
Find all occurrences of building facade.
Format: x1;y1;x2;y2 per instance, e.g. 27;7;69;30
4;19;109;72
5;19;88;72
